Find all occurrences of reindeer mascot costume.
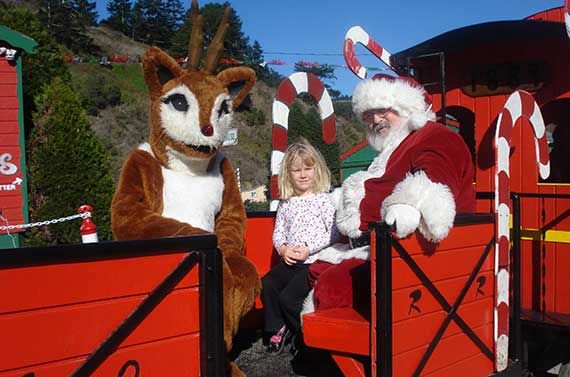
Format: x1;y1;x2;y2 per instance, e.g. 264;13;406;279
111;2;260;375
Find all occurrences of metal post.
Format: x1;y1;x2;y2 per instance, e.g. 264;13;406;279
200;248;224;377
439;52;446;126
376;223;393;377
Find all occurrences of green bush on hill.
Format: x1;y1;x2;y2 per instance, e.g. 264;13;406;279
24;78;115;246
77;71;122;115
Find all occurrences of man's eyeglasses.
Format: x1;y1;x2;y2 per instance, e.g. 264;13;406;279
362;108;398;124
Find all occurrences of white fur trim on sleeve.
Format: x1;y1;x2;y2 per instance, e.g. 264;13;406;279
381;171;455;242
335;171;371;238
315;242;370;264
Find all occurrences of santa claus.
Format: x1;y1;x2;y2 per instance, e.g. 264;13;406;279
305;73;476;313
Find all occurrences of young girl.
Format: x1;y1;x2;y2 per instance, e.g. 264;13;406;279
261;138;339;353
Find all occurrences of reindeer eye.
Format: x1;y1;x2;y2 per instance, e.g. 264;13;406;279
163;94;189;112
218;100;230;118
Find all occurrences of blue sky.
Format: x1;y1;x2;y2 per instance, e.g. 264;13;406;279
96;0;563;95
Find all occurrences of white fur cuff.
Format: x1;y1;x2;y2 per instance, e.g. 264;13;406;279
381;171;455;242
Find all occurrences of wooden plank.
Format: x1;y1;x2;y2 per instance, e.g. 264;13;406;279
0;73;17;84
393;297;493;355
0;287;200;371
392;270;494;323
422;352;493;377
392;323;493;376
0;132;19;146
0;194;22;209
245;215;278;278
0;206;24;233
0;97;18;109
0;110;18;121
331;353;366;377
0;84;17;97
0;333;200;377
396;223;493;256
0;254;199;314
303;308;369;356
392;245;494;290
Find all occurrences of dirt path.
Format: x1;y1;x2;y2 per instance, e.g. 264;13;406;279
233;330;344;377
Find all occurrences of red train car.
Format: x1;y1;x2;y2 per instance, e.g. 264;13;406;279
380;5;570;375
1;5;569;377
0;235;224;376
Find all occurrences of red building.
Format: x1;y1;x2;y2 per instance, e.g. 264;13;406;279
0;26;36;248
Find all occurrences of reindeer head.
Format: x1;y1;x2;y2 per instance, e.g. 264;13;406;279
142;0;255;165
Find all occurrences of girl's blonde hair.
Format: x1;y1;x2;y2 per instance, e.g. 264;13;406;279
278;137;331;199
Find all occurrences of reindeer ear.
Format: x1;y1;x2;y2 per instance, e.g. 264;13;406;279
142;47;185;99
216;67;256;108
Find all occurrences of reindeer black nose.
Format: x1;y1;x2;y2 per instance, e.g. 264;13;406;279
201;125;214;137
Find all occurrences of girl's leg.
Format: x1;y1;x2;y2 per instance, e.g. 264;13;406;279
278;263;311;334
261;260;297;333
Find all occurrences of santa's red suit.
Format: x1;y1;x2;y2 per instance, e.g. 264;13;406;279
305;74;476;314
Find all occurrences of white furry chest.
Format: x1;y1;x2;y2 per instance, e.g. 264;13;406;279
161;167;224;232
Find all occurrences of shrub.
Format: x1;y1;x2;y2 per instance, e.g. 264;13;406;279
78;72;122;115
244;200;269;211
24;78;115;246
242;107;266;127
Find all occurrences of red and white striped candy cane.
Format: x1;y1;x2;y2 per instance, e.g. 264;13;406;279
564;0;570;37
343;25;396;79
270;72;336;210
494;90;549;371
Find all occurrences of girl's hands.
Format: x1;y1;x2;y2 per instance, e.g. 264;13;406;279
280;245;310;265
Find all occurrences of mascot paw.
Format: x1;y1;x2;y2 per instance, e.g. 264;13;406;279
384;204;420;239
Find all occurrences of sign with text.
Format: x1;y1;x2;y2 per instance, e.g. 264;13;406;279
462;61;548;97
223;128;238;146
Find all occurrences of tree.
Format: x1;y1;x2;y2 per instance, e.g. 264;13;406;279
131;0;183;49
105;0;133;34
75;0;98;26
294;61;341;99
25;78;115;246
169;2;248;64
0;4;70;134
36;0;98;53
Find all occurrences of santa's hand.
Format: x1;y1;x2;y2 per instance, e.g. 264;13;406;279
384;204;421;239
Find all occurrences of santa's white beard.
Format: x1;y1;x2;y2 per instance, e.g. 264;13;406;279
367;118;411;152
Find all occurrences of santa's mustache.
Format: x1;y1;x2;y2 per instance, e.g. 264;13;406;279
370;120;391;134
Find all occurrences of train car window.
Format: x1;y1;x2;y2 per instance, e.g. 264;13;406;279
442;106;476;170
540;99;570;184
543;122;570;183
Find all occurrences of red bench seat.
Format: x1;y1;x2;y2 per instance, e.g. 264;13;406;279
303;308;370;356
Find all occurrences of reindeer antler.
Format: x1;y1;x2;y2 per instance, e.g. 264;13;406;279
187;0;203;72
204;7;231;73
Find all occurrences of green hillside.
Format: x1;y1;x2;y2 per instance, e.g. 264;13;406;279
67;40;366;192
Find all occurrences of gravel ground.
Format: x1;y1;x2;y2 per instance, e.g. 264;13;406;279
233;330;344;377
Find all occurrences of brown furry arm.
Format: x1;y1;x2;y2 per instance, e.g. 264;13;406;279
215;158;247;258
111;150;209;240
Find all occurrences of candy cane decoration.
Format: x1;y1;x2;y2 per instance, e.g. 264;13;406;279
270;72;336;210
343;25;396;79
564;0;570;37
494;90;549;371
